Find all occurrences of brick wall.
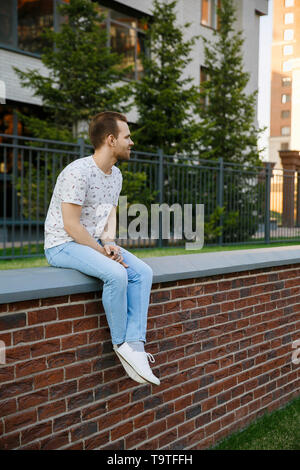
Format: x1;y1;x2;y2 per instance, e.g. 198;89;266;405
0;263;299;450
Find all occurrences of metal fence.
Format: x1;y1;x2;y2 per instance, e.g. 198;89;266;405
1;134;300;259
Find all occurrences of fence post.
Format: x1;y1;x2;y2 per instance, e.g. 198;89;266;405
265;162;271;244
78;138;85;158
217;157;224;246
158;148;164;248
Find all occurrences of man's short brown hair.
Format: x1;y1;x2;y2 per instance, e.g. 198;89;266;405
89;111;127;150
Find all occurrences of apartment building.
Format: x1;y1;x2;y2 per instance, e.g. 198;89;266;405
269;0;300;168
0;0;268;136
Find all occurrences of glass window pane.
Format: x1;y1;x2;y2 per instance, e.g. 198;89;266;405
136;31;146;79
281;126;291;136
0;2;14;46
282;61;292;72
201;0;210;26
282;94;291;103
284;13;294;24
18;0;54;54
110;22;136;79
283;45;293;55
281;110;291;119
285;0;294;7
110;9;138;29
284;29;294;40
282;76;292;87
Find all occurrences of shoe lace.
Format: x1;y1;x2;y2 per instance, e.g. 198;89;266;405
146;352;155;363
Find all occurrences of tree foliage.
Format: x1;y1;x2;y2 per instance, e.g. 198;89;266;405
198;0;264;167
14;0;132;139
133;0;204;155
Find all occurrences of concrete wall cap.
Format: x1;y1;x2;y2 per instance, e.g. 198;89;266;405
1;245;300;304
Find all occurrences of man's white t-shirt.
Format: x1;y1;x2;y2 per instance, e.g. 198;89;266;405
44;155;122;250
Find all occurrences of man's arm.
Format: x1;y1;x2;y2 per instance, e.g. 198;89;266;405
100;205;117;246
61;202;106;255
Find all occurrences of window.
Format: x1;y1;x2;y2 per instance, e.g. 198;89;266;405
282;93;291;103
201;0;220;29
281;110;291;119
285;0;294;7
285;13;294;24
0;1;147;79
283;61;292;72
282;76;292;87
0;0;55;54
101;4;147;80
281;143;289;150
284;29;294;41
281;126;291;136
18;0;54;53
283;45;293;55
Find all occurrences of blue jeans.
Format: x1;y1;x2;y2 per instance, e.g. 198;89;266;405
44;241;153;345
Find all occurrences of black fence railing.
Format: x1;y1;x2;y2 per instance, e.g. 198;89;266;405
1;134;300;259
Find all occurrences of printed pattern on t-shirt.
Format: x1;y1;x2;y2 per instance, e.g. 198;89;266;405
44;156;122;249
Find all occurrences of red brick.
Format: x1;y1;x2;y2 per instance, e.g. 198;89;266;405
33;368;64;389
111;421;133;441
5;409;37;433
0;313;26;333
38;399;66;420
47;351;76;369
8;299;39;312
28;308;57;325
85;301;103;315
45;321;72;338
134;411;155;429
57;304;84;320
85;431;110;450
40;431;69;450
158;428;177;447
0;365;14;383
31;339;60;357
65;362;91;380
0;398;17;416
21;421;52;445
0;431;20;450
18;389;49;411
73;316;99;332
16;358;46;378
125;428;147;449
5;345;31;363
41;296;68;306
13;326;44;345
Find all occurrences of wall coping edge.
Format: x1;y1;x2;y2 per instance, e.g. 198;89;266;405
1;245;300;304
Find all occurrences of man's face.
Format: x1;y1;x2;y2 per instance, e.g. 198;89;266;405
114;120;134;160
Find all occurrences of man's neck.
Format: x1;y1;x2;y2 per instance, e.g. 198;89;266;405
92;148;116;175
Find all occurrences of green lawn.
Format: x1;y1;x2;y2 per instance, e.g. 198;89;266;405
210;394;300;450
1;240;300;270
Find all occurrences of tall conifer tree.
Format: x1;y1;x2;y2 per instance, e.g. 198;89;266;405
133;0;204;155
199;0;264;166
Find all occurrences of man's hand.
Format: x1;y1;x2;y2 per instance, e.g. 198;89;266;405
103;244;129;268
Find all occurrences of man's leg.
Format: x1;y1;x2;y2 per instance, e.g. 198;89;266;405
45;241;128;345
118;247;153;343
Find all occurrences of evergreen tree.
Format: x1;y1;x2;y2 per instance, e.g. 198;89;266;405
198;0;264;167
14;0;132;140
133;0;204;155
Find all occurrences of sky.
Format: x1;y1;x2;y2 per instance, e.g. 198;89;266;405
257;0;273;161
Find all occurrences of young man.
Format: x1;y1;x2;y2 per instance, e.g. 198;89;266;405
44;111;160;386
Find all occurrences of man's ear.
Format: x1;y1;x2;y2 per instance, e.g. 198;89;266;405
107;134;116;147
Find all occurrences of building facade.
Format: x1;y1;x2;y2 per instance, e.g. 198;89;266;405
0;0;268;135
269;0;300;168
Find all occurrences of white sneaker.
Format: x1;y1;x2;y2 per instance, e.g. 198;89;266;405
115;342;160;386
113;344;147;384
